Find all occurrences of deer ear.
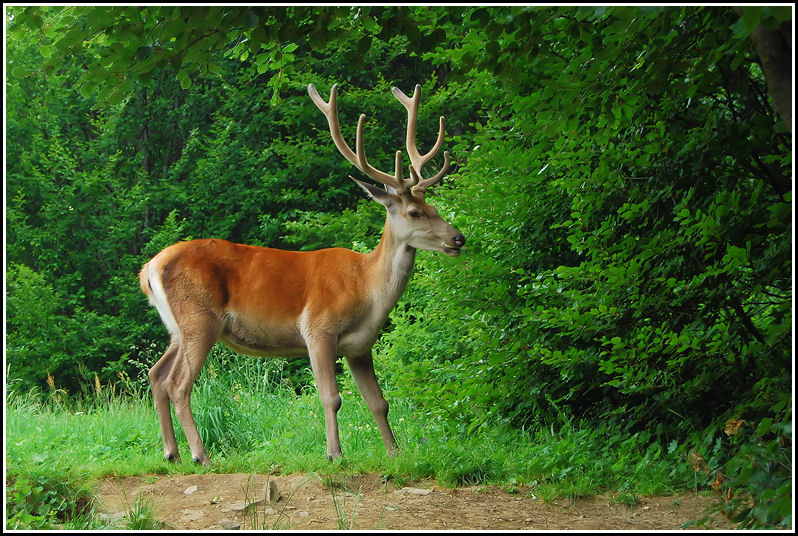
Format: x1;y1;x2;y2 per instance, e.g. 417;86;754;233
350;176;395;207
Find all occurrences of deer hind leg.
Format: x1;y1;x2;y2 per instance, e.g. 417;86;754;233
345;353;398;455
149;339;180;461
165;315;220;466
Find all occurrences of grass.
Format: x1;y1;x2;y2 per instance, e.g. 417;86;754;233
330;487;362;530
5;350;705;529
121;493;163;530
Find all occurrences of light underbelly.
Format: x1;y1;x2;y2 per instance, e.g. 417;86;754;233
219;313;307;358
217;312;382;358
219;336;309;358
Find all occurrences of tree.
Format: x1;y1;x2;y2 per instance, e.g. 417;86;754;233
6;2;791;453
382;6;791;436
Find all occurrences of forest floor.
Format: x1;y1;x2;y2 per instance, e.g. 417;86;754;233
95;472;736;530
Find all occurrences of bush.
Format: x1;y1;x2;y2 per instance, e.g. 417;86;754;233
6;468;95;530
719;418;792;528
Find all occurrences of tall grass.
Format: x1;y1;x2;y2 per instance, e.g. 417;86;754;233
6;347;705;529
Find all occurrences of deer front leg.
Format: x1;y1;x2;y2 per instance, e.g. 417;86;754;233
345;352;398;455
307;335;343;459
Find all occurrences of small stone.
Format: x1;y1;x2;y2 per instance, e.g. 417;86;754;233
298;510;310;519
180;508;203;522
219;518;241;530
265;480;281;503
393;486;431;496
223;500;247;512
183;485;198;495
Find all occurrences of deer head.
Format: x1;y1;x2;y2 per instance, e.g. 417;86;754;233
308;83;465;256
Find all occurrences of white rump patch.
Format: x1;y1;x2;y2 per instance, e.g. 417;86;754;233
147;259;181;341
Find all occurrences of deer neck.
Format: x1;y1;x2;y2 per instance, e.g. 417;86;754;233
367;217;416;311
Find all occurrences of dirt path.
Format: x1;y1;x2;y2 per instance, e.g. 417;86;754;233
95;472;734;530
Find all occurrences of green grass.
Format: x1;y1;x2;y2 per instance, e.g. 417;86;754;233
5;351;704;529
121;493;163;530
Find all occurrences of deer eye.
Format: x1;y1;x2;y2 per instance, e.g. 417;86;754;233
408;209;422;218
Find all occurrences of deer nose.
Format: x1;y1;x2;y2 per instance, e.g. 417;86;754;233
453;233;466;248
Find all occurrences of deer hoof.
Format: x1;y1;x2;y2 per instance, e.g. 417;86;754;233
192;454;212;466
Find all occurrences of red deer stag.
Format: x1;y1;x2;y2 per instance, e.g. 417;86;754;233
139;83;465;463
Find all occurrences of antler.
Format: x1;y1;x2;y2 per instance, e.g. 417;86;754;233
308;83;450;196
391;84;450;196
308;83;413;193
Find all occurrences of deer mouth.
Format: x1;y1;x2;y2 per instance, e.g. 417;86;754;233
442;244;462;256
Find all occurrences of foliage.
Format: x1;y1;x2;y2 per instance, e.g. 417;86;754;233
716;418;792;528
5;468;95;530
5;5;792;527
380;5;791;446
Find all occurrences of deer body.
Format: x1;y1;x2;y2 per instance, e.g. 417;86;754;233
140;83;464;464
142;231;416;359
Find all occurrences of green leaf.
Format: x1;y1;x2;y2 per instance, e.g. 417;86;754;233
756;418;773;437
731;7;762;38
11;66;34;78
79;81;97;99
178;72;192;89
256;60;270;75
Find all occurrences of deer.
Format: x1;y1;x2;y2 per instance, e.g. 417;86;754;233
138;83;465;464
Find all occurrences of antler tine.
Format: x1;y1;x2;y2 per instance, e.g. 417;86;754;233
391;84;449;194
411;150;451;196
309;83;407;192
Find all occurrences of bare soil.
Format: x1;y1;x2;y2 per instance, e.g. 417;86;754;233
95;472;735;530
